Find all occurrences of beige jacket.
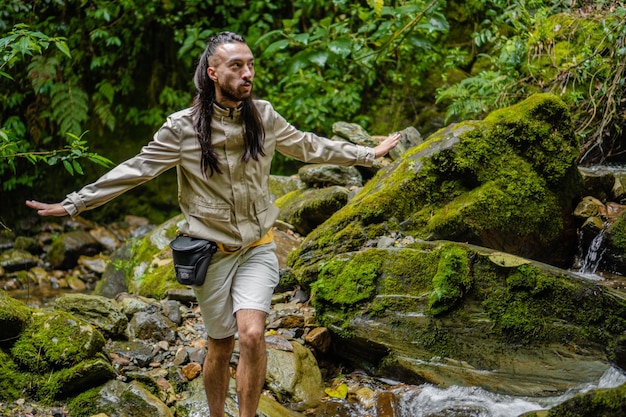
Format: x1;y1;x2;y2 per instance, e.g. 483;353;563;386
61;100;376;248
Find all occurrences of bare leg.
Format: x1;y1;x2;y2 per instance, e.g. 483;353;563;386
235;309;267;417
204;335;235;417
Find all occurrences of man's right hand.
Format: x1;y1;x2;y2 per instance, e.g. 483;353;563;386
25;200;69;217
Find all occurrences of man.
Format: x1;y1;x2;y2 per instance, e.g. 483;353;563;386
26;31;399;417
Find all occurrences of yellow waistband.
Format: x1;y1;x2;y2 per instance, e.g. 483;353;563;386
217;229;274;254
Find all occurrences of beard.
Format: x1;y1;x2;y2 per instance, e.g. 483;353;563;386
219;81;252;103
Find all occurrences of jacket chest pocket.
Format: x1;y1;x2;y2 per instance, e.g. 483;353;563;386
189;197;231;222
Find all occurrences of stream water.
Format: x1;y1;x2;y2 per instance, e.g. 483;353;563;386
388;365;626;417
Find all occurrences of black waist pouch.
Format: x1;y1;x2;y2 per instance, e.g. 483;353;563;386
170;235;218;286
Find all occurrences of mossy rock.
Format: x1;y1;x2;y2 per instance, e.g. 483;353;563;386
276;186;351;235
0;347;29;402
0;289;32;342
11;310;106;373
310;241;626;396
96;214;186;300
545;382;626;417
289;93;581;288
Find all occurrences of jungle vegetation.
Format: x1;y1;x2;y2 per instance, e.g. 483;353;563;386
1;0;625;223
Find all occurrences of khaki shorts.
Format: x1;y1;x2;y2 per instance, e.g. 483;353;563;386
193;241;279;339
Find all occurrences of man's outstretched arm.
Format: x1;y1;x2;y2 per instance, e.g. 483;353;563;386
25;200;68;217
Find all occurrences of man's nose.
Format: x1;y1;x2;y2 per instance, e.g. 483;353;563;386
242;65;253;79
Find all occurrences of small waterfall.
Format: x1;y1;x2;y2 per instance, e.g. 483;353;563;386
576;224;609;276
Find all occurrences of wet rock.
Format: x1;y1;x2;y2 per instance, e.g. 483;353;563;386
305;327;332;354
108;340;156;369
98;244;134;298
47;230;103;269
54;293;128;339
269;174;304;203
161;299;182;325
388;126;423;161
333;121;378;147
266;337;325;410
78;254;108;274
12;310;106;371
310;243;626;396
129;311;177;343
89;225;122;252
298;164;363;188
276;186;351;236
574;196;606;219
544;382;626;416
88;379;174;417
14;236;41;254
181;362;202;380
117;293;152;316
0;249;39;272
0;229;16;250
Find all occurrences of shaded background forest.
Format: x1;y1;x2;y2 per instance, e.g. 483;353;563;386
1;0;625;226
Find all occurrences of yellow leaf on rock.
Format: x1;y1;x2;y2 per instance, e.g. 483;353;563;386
487;252;530;267
325;383;349;399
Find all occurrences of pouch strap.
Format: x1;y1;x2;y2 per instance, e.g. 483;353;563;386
217;229;274;254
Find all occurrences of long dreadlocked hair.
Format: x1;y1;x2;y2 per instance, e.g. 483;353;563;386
191;32;265;176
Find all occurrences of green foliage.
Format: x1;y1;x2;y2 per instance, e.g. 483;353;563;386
436;1;626;164
0;24;112;191
255;0;447;134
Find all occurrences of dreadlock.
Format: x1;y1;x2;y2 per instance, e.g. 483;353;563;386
191;32;265;176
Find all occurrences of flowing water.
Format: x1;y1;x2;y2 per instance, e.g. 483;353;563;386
389;366;626;417
576;223;608;276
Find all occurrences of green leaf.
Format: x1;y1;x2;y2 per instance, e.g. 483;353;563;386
264;39;289;55
328;39;352;58
62;159;74;175
308;50;329;67
55;41;71;59
72;160;84;175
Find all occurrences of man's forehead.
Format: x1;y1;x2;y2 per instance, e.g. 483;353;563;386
210;42;254;65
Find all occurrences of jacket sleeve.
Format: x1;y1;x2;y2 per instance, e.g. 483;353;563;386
60;117;182;216
268;104;376;167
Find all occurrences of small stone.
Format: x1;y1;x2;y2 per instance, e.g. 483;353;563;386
182;362;202;380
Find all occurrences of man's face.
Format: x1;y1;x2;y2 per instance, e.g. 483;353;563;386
207;42;255;107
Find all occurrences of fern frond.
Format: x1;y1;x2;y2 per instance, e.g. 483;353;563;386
50;82;89;134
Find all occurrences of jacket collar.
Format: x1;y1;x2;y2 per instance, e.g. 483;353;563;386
213;101;243;120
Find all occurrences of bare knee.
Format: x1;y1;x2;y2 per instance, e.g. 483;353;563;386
207;336;235;362
238;326;265;351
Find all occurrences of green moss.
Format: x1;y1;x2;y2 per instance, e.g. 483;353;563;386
0;348;29;402
38;355;115;401
274;189;302;210
67;386;110;417
0;290;32;342
313;249;385;308
136;258;183;299
610;212;626;252
11;310;106;373
428;245;472;316
546;382;626;417
480;263;626;344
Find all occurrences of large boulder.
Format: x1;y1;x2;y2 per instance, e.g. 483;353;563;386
54;293;129;339
308;241;626;396
4;306;115;401
289;93;582;287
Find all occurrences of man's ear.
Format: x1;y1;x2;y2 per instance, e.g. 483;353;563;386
207;67;218;82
